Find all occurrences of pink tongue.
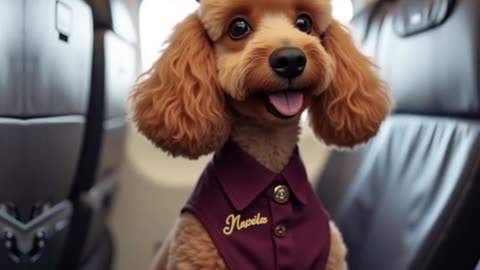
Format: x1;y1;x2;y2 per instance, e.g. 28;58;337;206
268;91;304;116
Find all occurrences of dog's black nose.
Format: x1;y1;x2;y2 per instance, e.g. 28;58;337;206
269;47;307;79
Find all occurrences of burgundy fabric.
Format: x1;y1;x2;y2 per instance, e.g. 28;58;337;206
182;139;331;270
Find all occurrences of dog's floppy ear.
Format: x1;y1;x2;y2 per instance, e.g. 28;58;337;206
309;20;392;147
131;13;231;159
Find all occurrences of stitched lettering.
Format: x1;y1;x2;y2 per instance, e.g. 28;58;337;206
223;213;268;235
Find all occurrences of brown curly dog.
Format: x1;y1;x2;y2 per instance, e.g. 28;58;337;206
132;0;391;269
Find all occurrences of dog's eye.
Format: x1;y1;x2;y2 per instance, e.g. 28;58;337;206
296;13;313;33
228;18;252;40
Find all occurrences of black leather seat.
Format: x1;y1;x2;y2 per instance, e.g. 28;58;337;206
317;0;480;269
0;0;93;269
60;0;137;269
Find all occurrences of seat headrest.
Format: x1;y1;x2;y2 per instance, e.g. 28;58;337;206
378;0;480;116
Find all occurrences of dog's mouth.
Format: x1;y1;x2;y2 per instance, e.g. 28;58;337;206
262;89;305;119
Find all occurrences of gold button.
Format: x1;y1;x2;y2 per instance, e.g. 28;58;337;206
274;224;287;238
273;185;290;204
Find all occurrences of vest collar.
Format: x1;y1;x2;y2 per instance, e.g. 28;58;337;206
213;139;309;211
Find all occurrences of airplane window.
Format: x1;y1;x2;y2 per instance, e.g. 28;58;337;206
139;0;354;71
333;0;354;23
139;1;198;70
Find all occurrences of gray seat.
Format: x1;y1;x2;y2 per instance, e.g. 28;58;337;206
0;0;93;269
317;0;480;269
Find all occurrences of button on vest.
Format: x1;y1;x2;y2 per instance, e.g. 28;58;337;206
273;185;290;204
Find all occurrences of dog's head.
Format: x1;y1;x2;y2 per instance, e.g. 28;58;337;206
132;0;392;159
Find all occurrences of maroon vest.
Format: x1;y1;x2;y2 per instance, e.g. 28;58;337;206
182;140;331;270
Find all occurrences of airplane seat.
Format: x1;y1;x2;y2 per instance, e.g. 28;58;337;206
0;0;93;269
61;0;138;269
316;0;480;269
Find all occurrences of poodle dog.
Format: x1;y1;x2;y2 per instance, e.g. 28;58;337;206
132;0;391;269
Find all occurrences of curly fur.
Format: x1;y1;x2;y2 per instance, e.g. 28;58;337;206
131;14;231;159
132;0;392;269
309;20;392;147
230;116;301;173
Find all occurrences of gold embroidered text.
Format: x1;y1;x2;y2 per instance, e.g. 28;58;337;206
222;213;268;235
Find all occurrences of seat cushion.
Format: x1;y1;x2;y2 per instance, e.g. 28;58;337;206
0;0;93;221
326;115;480;270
